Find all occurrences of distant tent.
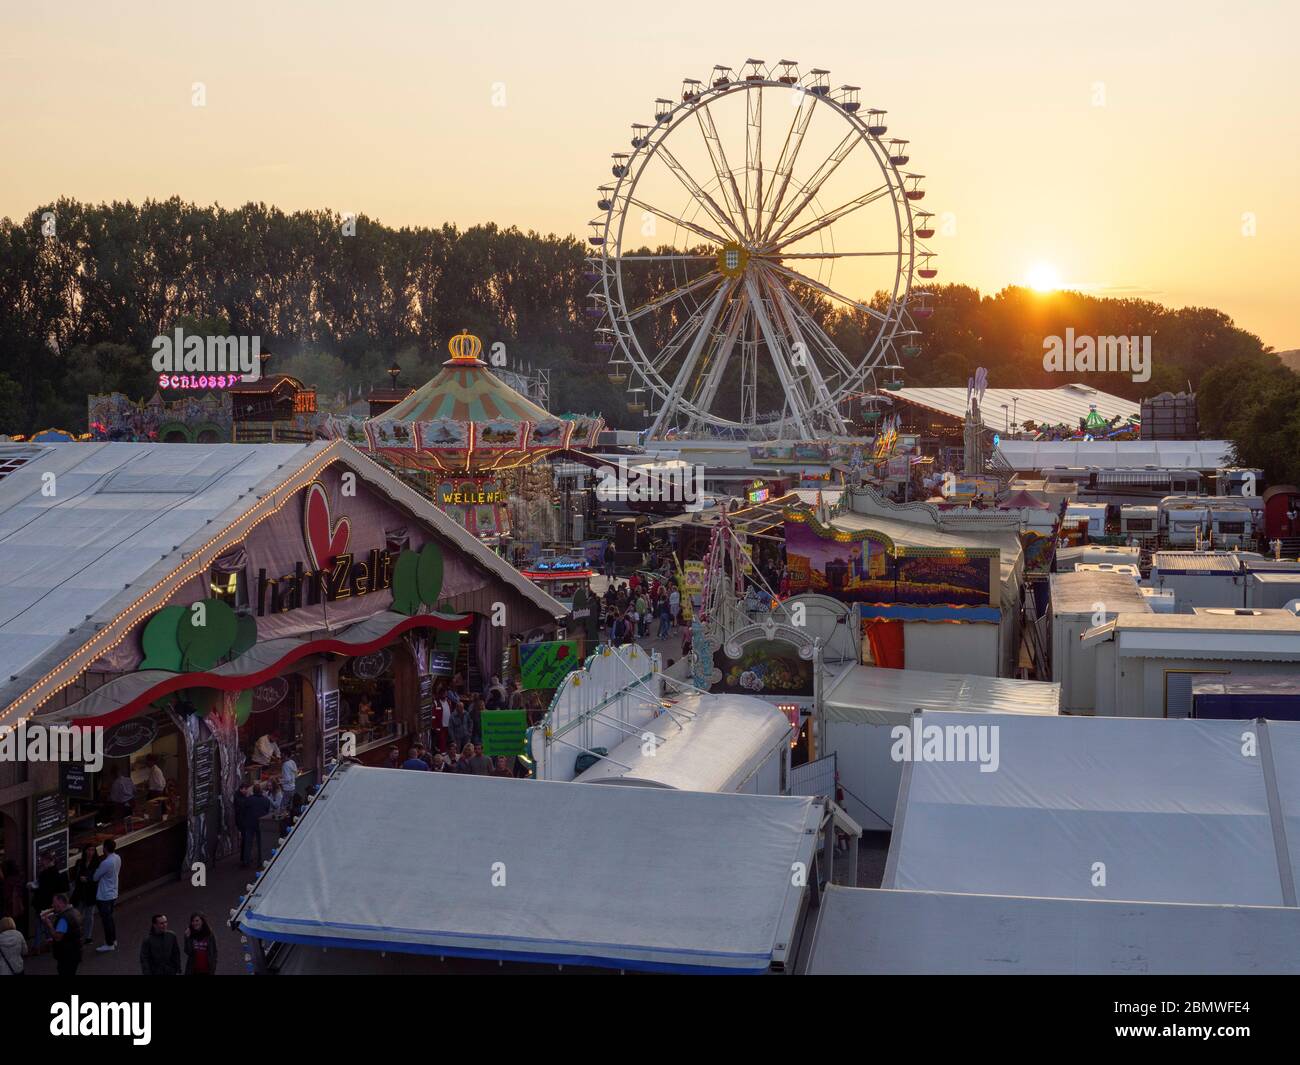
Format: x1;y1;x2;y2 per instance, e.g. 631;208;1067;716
999;489;1051;511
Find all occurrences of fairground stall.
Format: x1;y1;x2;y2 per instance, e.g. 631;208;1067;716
0;440;564;896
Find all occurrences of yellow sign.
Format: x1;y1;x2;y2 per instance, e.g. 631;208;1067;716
440;489;504;506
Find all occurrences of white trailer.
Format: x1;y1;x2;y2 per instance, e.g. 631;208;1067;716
1246;572;1300;610
1120;504;1159;542
1055;544;1141;572
1064;502;1107;538
1049;569;1152;713
1148;551;1243;612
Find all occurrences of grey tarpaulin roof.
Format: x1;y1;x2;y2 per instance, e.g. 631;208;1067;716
0;441;310;690
884;712;1300;906
574;690;792;792
822;665;1059;726
236;764;824;973
804;886;1300;974
889;384;1138;432
0;440;567;723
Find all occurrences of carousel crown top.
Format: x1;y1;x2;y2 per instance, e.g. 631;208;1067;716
446;329;485;365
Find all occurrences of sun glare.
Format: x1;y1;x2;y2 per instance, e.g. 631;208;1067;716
1026;262;1062;292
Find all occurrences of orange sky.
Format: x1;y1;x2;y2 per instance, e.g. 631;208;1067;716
1;0;1295;349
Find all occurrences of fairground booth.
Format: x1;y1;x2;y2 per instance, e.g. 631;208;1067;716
782;485;1024;677
0;440;564;895
323;332;603;544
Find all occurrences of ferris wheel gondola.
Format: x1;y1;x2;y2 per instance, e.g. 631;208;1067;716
586;59;936;439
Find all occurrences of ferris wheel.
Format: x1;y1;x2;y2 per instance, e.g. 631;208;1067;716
586;59;936;440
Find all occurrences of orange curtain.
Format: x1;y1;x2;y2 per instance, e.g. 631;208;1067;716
864;620;905;669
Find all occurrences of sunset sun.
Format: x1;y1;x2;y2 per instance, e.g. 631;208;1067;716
1026;262;1062;292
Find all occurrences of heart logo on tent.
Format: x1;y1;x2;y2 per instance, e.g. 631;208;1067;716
304;482;351;572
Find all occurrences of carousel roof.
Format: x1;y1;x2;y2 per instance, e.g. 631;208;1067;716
373;335;551;426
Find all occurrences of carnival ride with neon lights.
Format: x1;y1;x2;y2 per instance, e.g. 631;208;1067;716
323;332;604;539
586;59;934;440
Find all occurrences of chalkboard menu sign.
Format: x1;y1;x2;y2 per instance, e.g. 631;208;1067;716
33;829;69;875
322;729;340;766
192;741;218;810
32;791;68;836
321;691;340;734
418;675;434;732
429;650;454;677
60;762;93;800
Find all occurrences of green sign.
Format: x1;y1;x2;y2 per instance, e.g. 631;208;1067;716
519;639;582;690
481;709;528;757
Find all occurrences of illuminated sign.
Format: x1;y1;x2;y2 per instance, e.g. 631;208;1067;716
439;488;505;506
254;482;395;616
746;480;771;505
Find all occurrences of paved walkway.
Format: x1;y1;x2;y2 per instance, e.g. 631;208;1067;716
23;854;253;976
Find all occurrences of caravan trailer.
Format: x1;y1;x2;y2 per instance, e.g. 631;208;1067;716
1160;498;1210;547
1208;500;1255;549
1120;504;1159;543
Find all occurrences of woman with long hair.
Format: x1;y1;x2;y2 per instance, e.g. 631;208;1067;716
183;912;218;975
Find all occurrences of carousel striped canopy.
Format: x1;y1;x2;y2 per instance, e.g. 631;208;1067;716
375;358;551;426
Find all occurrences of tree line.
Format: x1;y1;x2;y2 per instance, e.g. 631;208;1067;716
0;198;1293;483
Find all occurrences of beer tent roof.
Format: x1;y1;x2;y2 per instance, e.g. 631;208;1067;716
883;711;1300;906
804;886;1300;974
234;764;824;973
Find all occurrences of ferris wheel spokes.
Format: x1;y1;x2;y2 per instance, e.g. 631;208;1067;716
758;87;818;241
760;271;848;432
626;195;728;248
757;264;859;382
653;145;745;244
765;261;893;325
645;281;735;440
764;129;863;245
685;286;750;423
769;184;895;250
622;270;725;322
694;103;751;240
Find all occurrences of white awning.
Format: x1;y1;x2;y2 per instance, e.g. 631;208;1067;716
236;764;824;973
822;665;1059;726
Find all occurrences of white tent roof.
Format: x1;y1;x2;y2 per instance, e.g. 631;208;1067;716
0;441;310;690
884;712;1300;906
236;764;824;973
822;666;1059;726
994;438;1230;471
574;690;792;792
805;886;1300;974
889;384;1138;433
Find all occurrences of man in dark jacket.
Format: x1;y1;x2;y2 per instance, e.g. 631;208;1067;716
139;914;181;975
234;784;272;868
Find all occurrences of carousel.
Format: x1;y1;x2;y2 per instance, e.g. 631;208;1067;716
324;332;603;541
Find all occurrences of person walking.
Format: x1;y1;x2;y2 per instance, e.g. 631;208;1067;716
183;913;218;975
30;852;69;954
42;895;81;976
69;846;100;945
448;700;472;754
669;587;681;625
657;595;671;640
0;916;27;976
92;839;120;954
139;914;181;975
603;540;616;578
234;784;271;869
